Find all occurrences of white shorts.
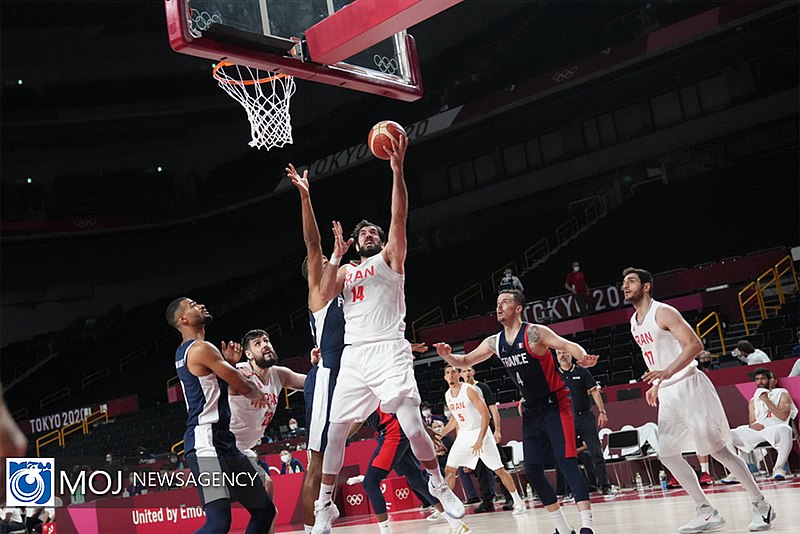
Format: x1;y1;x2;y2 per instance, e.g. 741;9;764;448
658;369;731;457
731;423;793;453
446;428;503;471
328;339;420;423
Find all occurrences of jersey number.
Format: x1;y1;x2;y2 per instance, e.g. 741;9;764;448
351;286;365;302
261;411;274;428
516;372;524;386
643;350;655;366
457;413;465;422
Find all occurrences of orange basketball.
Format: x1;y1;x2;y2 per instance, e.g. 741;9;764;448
368;120;407;160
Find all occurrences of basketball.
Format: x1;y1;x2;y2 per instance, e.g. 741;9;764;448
368;120;407;160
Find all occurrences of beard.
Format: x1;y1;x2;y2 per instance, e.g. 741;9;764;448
357;241;383;258
253;352;277;368
200;313;213;325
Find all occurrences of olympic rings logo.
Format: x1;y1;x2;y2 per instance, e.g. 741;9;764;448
374;55;399;74
346;493;364;506
395;488;410;500
552;66;578;83
191;9;222;32
73;218;97;229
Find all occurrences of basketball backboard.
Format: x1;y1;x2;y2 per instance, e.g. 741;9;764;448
165;0;461;101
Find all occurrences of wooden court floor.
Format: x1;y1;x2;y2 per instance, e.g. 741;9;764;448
277;478;800;533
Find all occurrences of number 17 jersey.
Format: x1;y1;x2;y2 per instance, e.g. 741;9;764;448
342;252;406;345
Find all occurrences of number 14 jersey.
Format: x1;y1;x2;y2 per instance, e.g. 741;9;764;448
342;253;406;345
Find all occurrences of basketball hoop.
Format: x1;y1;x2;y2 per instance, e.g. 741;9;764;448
212;62;296;150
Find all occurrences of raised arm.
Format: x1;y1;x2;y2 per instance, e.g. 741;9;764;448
382;134;408;273
288;164;326;309
275;366;307;391
642;305;703;383
319;221;351;302
531;324;598;367
434;334;497;368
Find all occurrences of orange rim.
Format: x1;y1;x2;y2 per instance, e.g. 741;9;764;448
212;61;289;86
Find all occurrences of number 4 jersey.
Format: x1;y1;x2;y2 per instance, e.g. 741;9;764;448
228;362;283;451
342;253;406;345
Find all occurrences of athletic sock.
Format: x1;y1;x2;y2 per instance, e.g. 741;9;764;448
378;519;392;534
700;461;710;474
580;509;593;530
510;490;523;505
549;508;572;534
426;467;445;486
318;483;335;504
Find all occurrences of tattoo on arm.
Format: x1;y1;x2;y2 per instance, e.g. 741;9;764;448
526;324;541;344
486;334;498;349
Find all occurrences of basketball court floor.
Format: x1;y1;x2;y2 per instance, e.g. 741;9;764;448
276;478;800;533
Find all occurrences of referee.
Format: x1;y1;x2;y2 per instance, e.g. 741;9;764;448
555;349;614;496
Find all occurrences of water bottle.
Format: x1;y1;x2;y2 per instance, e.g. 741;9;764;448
526;482;533;500
659;470;668;491
635;472;644;492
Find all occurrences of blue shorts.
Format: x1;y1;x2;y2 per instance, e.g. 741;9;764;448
304;364;339;453
522;397;577;466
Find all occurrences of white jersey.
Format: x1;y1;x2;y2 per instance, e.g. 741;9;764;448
445;383;483;431
630;300;697;387
342;252;406;345
229;362;283;450
754;387;797;427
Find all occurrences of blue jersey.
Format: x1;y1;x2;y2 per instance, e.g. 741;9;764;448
175;339;237;455
496;323;570;410
309;294;345;372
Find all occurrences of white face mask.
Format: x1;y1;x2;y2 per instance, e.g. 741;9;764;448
443;409;451;419
289;423;298;430
573;266;580;272
421;409;431;417
281;454;291;463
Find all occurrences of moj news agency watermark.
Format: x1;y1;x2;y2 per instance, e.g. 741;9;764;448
6;458;260;506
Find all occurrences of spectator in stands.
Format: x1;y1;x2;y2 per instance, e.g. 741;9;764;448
26;506;54;534
286;418;305;438
0;506;25;534
565;261;593;315
555;349;614;496
727;368;798;480
125;470;145;497
696;350;720;371
420;401;445;427
732;340;771;365
279;450;304;474
167;453;184;471
498;268;524;293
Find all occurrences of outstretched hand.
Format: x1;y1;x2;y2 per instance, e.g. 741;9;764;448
287;164;309;196
410;342;428;354
331;220;354;259
386;133;408;174
577;354;599;368
433;342;452;359
220;341;243;365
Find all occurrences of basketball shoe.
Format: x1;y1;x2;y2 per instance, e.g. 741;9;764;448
678;503;725;533
429;479;466;519
310;500;340;534
748;496;776;531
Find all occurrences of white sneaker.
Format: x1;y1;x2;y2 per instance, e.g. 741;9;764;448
771;468;790;480
426;509;442;521
310;500;340;534
719;474;739;484
512;502;526;515
749;497;776;531
678;503;725;533
429;480;465;519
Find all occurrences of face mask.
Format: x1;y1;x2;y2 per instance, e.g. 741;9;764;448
281;454;291;463
573;266;580;272
732;349;741;358
443;409;451;419
421;409;431;417
289;423;298;430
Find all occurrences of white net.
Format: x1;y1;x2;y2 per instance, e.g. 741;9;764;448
213;63;296;150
